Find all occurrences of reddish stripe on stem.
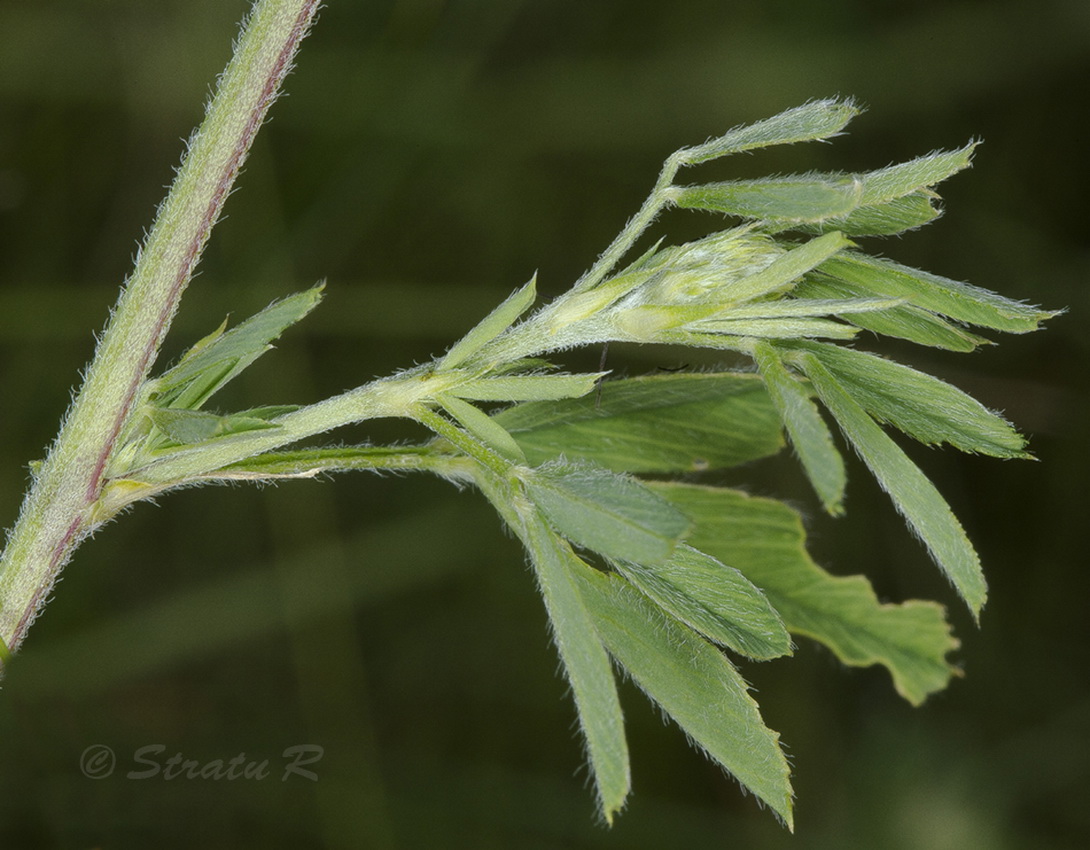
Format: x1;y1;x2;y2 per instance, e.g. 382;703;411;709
82;0;321;508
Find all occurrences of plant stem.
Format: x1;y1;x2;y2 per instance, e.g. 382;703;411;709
410;405;514;479
207;446;470;481
570;149;688;295
130;373;442;486
0;0;321;664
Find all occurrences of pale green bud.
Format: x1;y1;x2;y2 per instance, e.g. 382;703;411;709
632;230;784;306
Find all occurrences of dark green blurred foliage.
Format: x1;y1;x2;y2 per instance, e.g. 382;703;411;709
1;1;1087;846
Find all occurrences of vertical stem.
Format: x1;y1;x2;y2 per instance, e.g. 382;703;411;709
0;0;321;663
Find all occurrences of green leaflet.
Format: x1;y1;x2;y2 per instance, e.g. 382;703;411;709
669;176;862;223
611;544;791;660
436;394;526;464
777;144;974;237
753;343;846;515
820;252;1054;333
798;353;987;618
706;297;901;320
494;372;783;474
614;237;668;275
575;565;794;828
522;460;691;566
796;342;1029;458
522;513;630;823
674;144;974;234
794;275;988;351
621;298;896;341
438;274;537;370
145;406;293;446
802;192;940;236
680;97;859;164
178;316;229;359
649;482;960;706
450;372;602;402
854;143;976;207
615;303;819;341
149;284;324;410
692;317;859;340
725;231;852;303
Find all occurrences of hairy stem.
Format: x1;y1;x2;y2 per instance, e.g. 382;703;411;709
570;149;687;295
131;370;463;486
0;0;321;663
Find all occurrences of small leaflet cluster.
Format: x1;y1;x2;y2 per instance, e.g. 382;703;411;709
97;99;1053;828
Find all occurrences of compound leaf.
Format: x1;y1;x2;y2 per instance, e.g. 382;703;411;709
794;275;988;351
576;565;794;828
797;342;1029;458
820;252;1054;333
650;482;960;706
150;284;324;410
495;372;783;474
799;354;987;618
523;513;629;822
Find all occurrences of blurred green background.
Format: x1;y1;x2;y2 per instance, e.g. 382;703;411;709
1;1;1087;847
